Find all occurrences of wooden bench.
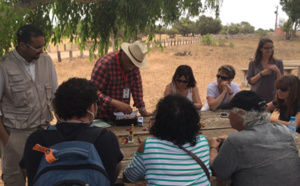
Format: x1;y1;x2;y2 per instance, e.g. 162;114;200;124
237;66;298;87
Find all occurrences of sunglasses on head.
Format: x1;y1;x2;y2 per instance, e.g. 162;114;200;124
216;74;229;80
176;79;189;84
276;87;289;92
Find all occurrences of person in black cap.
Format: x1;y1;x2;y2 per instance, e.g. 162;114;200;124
209;90;300;186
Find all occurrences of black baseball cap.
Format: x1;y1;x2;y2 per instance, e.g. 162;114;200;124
221;91;266;112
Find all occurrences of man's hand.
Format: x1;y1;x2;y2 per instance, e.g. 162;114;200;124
221;82;232;94
141;110;153;117
0;116;9;147
0;129;9;147
110;99;133;115
209;137;222;148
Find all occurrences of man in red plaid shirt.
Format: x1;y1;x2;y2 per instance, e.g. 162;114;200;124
91;41;153;119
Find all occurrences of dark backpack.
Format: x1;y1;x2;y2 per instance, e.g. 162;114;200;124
31;125;110;186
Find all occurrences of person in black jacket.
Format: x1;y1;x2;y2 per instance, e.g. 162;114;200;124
20;78;123;186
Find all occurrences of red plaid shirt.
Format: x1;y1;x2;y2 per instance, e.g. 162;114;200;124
91;51;145;119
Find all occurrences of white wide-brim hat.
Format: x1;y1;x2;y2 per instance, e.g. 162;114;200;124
121;41;148;68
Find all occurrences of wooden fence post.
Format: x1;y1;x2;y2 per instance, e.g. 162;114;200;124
57;51;61;62
64;44;66;51
69;50;73;60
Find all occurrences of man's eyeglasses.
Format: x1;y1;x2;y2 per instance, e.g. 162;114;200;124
216;74;229;81
263;46;274;50
26;44;44;51
176;79;189;84
276;87;289;92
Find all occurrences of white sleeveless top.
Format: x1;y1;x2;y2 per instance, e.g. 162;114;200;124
171;83;193;102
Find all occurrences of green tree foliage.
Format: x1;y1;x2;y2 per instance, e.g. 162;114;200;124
227;24;240;35
280;0;300;40
195;15;222;35
173;17;195;36
220;22;255;35
0;0;221;57
166;28;179;38
239;21;255;34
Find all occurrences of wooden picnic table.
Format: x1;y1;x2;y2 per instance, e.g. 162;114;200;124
111;110;237;185
283;60;300;77
237;66;298;87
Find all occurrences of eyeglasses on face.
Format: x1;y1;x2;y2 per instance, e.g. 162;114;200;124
176;79;189;84
276;87;288;92
216;74;229;80
26;44;44;51
262;46;274;50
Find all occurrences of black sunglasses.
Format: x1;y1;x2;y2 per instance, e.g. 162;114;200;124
176;79;189;84
216;74;229;81
276;87;289;92
263;46;274;50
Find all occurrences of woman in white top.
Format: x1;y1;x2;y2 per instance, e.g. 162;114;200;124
164;65;202;110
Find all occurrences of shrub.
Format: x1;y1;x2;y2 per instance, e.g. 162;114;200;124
229;42;234;47
218;37;226;46
255;29;268;38
201;34;216;46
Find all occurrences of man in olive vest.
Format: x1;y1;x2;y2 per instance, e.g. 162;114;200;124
0;25;58;186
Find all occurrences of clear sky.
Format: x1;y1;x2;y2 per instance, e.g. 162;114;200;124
203;0;289;30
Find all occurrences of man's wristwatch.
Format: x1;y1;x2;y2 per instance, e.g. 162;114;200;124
139;108;146;114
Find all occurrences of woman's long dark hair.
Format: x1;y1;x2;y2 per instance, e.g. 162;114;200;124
275;75;300;118
254;38;275;65
172;65;197;88
150;94;201;146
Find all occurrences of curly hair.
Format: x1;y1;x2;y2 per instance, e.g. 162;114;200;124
53;78;98;121
150;94;201;146
275;75;300;118
254;38;275;65
172;65;197;88
16;24;44;45
218;65;236;79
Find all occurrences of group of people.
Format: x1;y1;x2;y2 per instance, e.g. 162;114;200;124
0;24;300;186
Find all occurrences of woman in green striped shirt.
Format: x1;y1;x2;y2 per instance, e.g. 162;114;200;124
124;94;211;185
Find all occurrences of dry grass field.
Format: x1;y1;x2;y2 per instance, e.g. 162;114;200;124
52;34;300;112
0;33;300;185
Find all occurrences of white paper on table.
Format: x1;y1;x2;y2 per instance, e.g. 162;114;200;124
113;110;138;119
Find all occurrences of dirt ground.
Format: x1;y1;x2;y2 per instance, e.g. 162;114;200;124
0;33;300;185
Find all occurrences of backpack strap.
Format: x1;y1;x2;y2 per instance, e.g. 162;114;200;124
37;126;66;147
76;125;106;144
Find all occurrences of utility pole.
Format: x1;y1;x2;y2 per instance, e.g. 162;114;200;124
274;5;278;32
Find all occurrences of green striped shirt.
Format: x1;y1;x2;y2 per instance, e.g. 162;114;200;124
124;135;211;185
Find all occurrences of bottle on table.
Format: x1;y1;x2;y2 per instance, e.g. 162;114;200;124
288;116;297;139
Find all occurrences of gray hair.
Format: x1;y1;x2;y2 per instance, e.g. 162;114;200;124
232;108;270;128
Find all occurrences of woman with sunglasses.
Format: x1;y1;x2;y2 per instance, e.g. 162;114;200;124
266;75;300;131
163;65;202;110
202;65;240;111
247;38;283;102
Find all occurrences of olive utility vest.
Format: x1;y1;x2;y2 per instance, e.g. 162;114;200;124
0;52;54;129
